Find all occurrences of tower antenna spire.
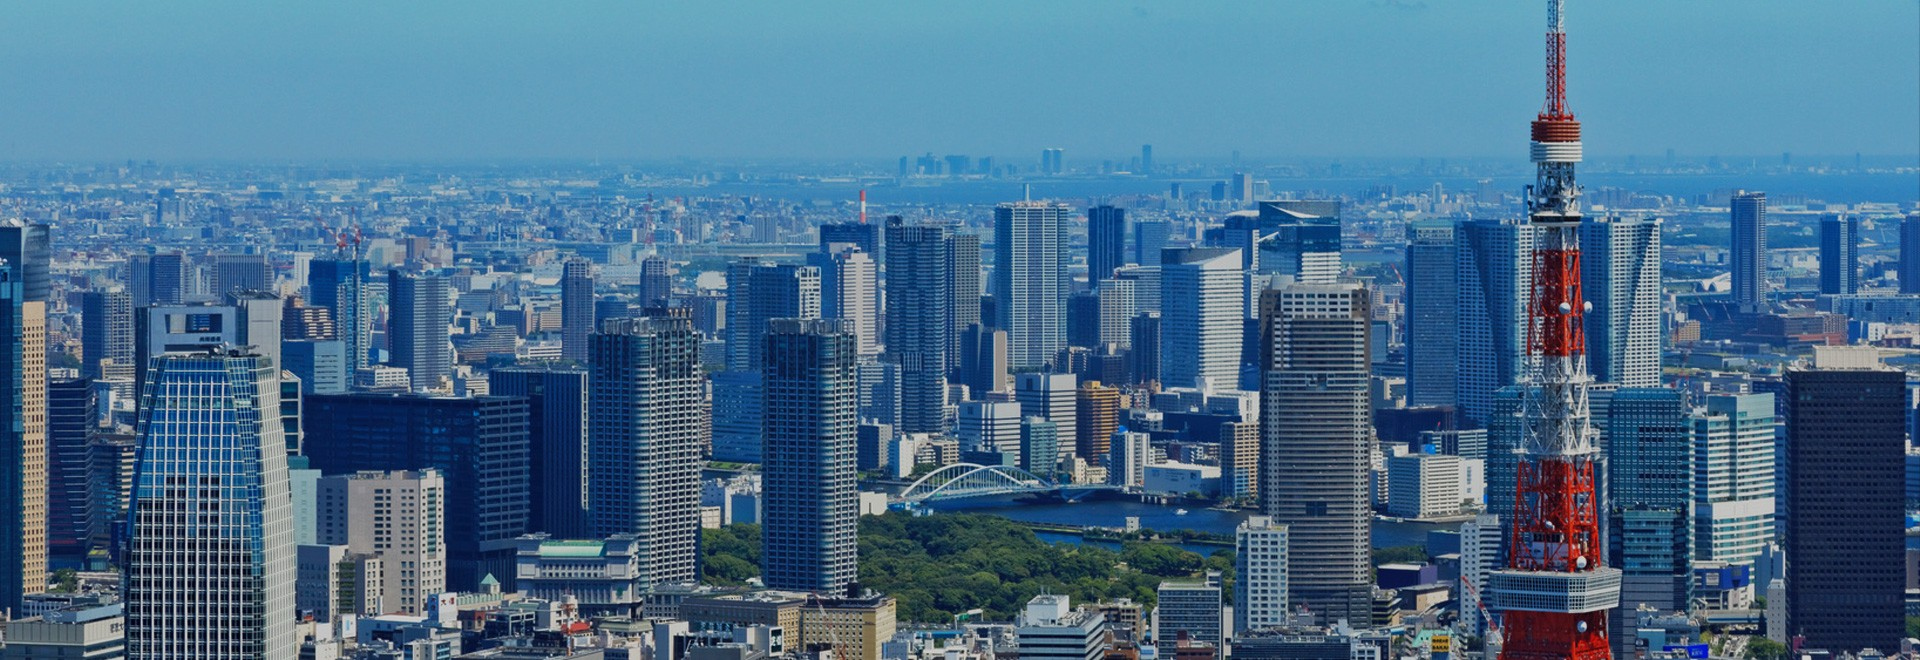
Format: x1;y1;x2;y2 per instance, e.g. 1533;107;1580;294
1493;1;1620;659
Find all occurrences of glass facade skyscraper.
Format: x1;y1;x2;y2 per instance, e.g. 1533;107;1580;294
125;350;296;659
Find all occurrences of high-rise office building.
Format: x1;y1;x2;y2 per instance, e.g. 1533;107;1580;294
1784;353;1904;652
947;232;983;359
1088;205;1128;282
303;393;529;590
309;252;369;371
993;202;1071;370
81;288;132;380
957;323;1009;398
1133;221;1170;269
209;253;273;295
1234;516;1290;633
1221;420;1260;501
809;246;879;358
1817;214;1858;295
129;252;189;308
820;222;883;264
1066;291;1101;350
388;269;451;391
884;221;951;433
1074;381;1121;463
1014;373;1077;467
1581;216;1664;388
956;401;1023;460
226;290;284;375
725;260;821;372
0;222;51;304
1159;248;1244;389
317;470;447;616
1458;514;1501;638
488;368;591;538
761;319;859;593
1128;312;1161;386
1606;387;1691;655
639;254;673;307
1018;418;1059;477
1901;214;1920;294
1140;144;1153;175
283;339;348;395
1259;283;1372;623
561;258;595;362
0;263;45;613
1730;191;1768;313
46;378;96;567
124;350;296;659
1689;393;1774;566
1250;201;1343;283
589;317;706;585
1454;218;1535;425
1154;573;1223;655
1404;220;1458;408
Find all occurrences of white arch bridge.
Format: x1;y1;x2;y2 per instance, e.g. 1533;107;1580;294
892;463;1119;504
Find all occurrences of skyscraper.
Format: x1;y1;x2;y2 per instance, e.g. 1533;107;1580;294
1689;393;1774;566
1074;381;1121;464
1730;191;1768;313
309;251;369;371
129;252;189;308
947;232;983;359
388;269;451;391
1088;205;1128;282
317;470;447;616
725;261;821;372
0;262;46;614
957;323;1009;398
589;317;706;585
638;254;673;307
1605;387;1691;655
1404;220;1458;407
993;202;1071;370
1260;283;1372;623
561;258;595;362
125;350;296;659
820;222;883;263
209;253;273;296
1252;201;1342;283
303;393;529;590
45;377;96;567
1817;214;1858;295
1901;214;1920;294
884;221;951;433
81;288;132;380
1454;218;1535;425
809;246;879;358
1159;248;1245;390
761;319;858;592
1133;221;1169;269
0;222;51;304
1581;215;1664;388
1014;373;1077;468
488;368;591;538
1784;352;1904;652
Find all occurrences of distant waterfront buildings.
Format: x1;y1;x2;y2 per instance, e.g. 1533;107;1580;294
1730;191;1768;313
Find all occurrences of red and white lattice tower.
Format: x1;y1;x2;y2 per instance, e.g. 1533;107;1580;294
1490;1;1620;659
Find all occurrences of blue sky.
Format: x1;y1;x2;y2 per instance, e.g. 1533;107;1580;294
0;1;1913;161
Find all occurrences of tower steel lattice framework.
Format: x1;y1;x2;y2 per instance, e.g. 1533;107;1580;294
1490;1;1622;659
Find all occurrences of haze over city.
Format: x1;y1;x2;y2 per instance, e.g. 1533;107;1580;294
0;1;1915;161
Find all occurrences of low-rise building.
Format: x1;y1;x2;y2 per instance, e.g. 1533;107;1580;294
0;603;126;659
1016;595;1108;660
514;534;645;617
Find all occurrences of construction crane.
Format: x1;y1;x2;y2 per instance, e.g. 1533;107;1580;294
1489;1;1621;659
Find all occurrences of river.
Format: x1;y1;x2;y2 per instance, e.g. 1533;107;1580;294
921;491;1456;554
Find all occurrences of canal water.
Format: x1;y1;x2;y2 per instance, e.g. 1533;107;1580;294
922;492;1455;554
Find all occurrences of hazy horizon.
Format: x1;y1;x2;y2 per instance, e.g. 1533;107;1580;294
2;1;1915;162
